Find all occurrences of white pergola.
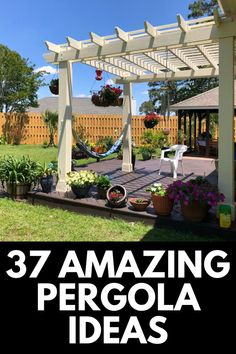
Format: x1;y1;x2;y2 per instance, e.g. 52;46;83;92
44;0;236;219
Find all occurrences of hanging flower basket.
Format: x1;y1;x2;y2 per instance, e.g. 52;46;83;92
143;112;160;129
49;79;59;95
91;85;123;107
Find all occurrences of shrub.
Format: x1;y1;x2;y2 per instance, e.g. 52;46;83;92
141;130;168;150
96;136;114;151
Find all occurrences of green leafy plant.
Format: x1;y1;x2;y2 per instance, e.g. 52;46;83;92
133;198;146;204
146;183;168;197
139;146;155;160
96;175;111;189
42;110;58;147
96;136;114;151
72;124;89;145
0;155;42;186
141;130;168;150
39;161;57;177
0;135;7;145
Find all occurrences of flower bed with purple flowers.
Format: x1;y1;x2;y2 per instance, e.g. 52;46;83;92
168;177;225;207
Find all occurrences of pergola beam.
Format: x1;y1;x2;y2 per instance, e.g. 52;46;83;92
115;27;130;42
177;14;189;33
197;45;219;69
66;36;82;50
114;67;219;83
218;0;236;19
144;21;159;37
44;23;223;64
89;32;106;46
124;54;160;74
169;48;198;70
85;59;130;78
103;57;144;76
144;52;179;72
45;41;61;54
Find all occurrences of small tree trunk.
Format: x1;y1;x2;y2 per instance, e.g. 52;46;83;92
48;134;55;147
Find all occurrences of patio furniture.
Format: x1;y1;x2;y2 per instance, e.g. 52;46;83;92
159;144;188;179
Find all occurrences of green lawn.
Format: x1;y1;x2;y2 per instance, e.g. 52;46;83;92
0;198;222;241
0;144;116;166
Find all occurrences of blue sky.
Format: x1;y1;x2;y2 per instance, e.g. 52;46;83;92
1;0;192;112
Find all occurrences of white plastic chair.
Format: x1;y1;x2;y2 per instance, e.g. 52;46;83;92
159;144;188;179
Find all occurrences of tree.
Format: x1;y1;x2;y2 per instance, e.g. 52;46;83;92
0;44;44;113
139;0;219;113
188;0;218;18
139;100;155;114
42;110;58;147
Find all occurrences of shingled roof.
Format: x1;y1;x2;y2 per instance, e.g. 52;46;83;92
28;97;123;114
170;81;236;111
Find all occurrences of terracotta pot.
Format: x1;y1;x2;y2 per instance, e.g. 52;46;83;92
163;128;170;135
151;193;174;216
181;201;208;222
129;198;150;212
6;182;31;199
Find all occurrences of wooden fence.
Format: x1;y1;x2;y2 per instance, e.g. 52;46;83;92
1;113;236;147
0;113;179;146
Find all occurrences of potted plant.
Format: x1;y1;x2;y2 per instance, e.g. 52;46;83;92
96;175;112;199
106;185;127;208
49;78;59;95
139;146;155;161
146;183;173;216
168;177;225;222
66;170;97;198
39;162;57;193
129;197;150;211
143;112;160;129
0;155;42;199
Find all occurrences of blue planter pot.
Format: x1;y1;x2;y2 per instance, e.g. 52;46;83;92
71;185;91;198
40;176;53;193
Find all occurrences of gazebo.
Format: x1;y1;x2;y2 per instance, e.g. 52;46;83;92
170;81;236;155
44;0;236;219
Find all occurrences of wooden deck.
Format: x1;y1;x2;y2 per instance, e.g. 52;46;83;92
26;156;236;238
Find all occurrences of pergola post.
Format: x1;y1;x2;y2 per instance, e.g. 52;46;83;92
122;83;133;172
183;112;187;145
56;61;73;192
188;111;193;152
205;110;210;156
193;111;197;150
218;36;235;219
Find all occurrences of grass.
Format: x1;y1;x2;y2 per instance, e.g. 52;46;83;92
0;143;164;166
0;198;222;242
0;144;116;166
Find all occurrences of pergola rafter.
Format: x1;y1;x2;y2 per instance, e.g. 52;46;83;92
44;0;236;219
